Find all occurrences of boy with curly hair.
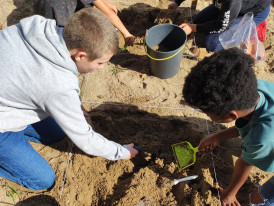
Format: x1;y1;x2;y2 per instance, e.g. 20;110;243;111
0;7;138;191
183;48;274;205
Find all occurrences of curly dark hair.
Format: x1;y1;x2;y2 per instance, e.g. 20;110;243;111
183;48;258;116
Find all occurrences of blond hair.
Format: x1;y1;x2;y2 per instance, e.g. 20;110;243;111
63;7;118;60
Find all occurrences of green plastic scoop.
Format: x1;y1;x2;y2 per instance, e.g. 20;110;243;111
171;141;199;170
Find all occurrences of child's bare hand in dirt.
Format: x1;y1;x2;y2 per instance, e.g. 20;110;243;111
168;2;179;10
219;186;241;206
124;35;135;47
179;23;196;35
197;133;221;154
125;143;138;159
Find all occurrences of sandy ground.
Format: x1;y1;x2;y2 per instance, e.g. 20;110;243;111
0;0;273;205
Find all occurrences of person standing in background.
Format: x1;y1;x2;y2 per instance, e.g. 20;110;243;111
34;0;135;47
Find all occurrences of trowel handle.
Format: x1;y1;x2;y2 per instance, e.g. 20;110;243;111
193;147;199;152
133;146;143;151
174;175;198;185
196;144;213;152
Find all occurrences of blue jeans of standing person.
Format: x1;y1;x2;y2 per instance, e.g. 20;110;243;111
0;117;65;190
194;5;271;51
249;176;274;206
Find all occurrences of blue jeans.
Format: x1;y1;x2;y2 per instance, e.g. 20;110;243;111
250;176;274;206
194;5;271;51
0;117;65;190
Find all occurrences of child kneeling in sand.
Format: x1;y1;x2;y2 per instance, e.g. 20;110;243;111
168;0;271;52
183;48;274;205
0;8;138;191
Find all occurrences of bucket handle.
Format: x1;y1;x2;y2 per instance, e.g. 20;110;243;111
144;39;185;61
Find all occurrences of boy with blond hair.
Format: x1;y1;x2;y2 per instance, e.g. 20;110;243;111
183;48;274;205
0;7;138;191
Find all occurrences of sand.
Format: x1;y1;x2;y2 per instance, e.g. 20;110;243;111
0;0;273;205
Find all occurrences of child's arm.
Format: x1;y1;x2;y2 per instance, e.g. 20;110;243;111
219;157;253;205
93;0;135;46
179;23;197;35
179;0;242;35
102;0;118;14
43;91;138;160
198;126;239;153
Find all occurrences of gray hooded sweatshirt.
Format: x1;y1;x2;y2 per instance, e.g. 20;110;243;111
0;15;130;160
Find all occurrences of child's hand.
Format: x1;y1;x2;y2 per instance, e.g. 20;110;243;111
219;186;240;206
125;143;138;159
197;133;220;154
124;35;135;47
168;2;179;10
179;23;196;35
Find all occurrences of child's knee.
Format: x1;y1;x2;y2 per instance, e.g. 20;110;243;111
249;177;274;206
44;131;65;145
249;187;264;205
205;35;224;52
25;168;56;191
